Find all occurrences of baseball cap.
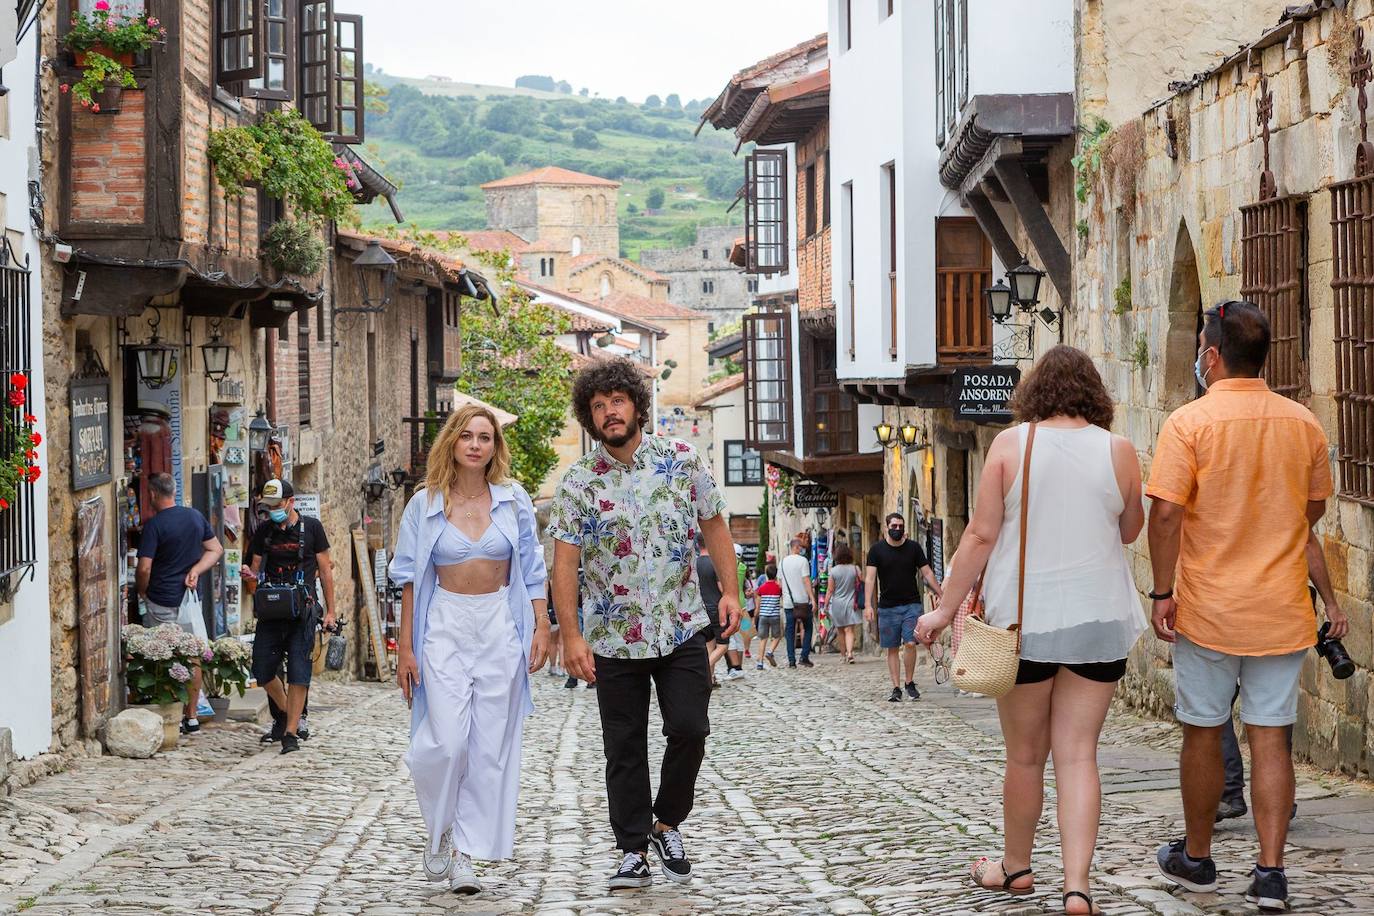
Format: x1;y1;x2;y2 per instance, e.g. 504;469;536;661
734;543;744;558
259;478;294;507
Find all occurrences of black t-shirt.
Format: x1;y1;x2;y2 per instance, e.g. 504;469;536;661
248;514;330;587
696;554;723;611
865;539;930;608
138;506;216;608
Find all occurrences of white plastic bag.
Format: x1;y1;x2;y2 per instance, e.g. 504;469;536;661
178;588;208;641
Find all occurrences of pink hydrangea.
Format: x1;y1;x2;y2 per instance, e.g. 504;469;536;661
94;0;110;10
169;663;191;683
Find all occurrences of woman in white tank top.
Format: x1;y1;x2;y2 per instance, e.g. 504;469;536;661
916;345;1146;916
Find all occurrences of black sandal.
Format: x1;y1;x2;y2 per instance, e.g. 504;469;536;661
969;857;1034;895
1063;891;1103;915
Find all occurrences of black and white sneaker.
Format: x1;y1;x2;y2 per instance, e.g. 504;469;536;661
1156;838;1218;893
608;851;652;890
904;681;920;700
297;716;310;740
649;827;693;883
1245;866;1289;913
180;716;201;735
260;715;286;744
279;733;300;755
888;687;902;702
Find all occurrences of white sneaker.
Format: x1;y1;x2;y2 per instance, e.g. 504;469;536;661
727;669;744;681
423;830;453;882
449;851;481;894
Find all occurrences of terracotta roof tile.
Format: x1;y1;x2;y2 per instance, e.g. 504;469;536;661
447;229;530;254
599;290;710;321
480;166;620;190
692;373;745;408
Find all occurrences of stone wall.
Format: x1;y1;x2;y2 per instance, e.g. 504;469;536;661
484;183;619;258
641;225;752;324
1075;0;1374;775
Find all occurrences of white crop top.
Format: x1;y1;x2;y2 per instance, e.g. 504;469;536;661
433;522;512;566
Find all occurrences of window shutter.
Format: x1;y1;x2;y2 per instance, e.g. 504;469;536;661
298;0;335;133
243;0;293;100
331;13;365;142
744;149;788;275
742;309;792;450
215;0;262;86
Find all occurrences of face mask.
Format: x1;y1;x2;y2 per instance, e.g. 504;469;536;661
889;527;904;539
269;507;289;524
1194;348;1214;390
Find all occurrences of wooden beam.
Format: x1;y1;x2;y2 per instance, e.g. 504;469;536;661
993;156;1072;308
964;187;1021;273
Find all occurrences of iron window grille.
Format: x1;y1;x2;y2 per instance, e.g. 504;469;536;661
745;149;788;275
724;440;763;486
1240;195;1309;401
0;238;36;603
742;308;793;450
1331;173;1374;502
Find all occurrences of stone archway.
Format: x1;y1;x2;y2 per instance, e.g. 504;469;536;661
1162;220;1204;409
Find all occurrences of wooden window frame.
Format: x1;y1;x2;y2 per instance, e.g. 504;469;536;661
1241;194;1309;400
298;0;335;133
724;440;763;486
844;180;855;359
804;334;858;457
822;150;831;228
330;12;365;142
935;216;993;363
240;0;295;101
742;308;793;450
297;313;311;428
884;162;897;359
745;149;789;275
934;0;946;144
804;161;818;238
215;0;261;85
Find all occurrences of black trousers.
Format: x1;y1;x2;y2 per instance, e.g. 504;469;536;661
594;631;711;852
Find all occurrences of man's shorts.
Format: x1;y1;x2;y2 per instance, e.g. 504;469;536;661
703;608;727;645
757;616;782;639
878;603;923;649
142;598;191;632
727;630;744;652
1172;634;1306;727
252;617;316;687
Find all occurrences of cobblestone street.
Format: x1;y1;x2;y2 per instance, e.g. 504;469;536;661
2;653;1372;916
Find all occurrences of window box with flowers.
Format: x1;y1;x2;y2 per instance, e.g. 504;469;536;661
61;0;165;114
208;109;359;224
1;373;41;515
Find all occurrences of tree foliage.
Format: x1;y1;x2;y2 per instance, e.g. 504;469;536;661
571;126;600;149
645;186;665;209
643;94;661;109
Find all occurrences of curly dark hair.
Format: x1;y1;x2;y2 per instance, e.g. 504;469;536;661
571;356;654;439
1008;344;1114;429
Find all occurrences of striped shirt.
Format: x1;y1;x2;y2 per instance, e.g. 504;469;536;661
756;579;782;617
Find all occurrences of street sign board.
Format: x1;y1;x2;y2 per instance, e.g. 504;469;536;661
793;482;838;509
952;366;1021;424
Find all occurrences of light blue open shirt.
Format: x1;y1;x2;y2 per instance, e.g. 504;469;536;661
388;481;547;734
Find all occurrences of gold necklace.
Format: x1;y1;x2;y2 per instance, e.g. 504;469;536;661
450;487;487;520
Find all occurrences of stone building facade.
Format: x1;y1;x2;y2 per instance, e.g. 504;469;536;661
641;225;755;325
481;166;620;259
1073;0;1374;775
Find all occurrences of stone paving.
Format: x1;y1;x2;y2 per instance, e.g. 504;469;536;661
1;651;1373;915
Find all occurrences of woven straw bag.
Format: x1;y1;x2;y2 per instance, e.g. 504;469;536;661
952;423;1036;698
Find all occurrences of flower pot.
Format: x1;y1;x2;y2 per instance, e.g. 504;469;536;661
90;82;124;114
74;48;136;67
129;701;180;751
207;696;231;720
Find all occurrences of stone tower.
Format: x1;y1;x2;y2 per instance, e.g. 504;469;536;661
480;166;620;258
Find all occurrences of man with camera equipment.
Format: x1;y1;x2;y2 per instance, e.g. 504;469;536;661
1217;533;1351;824
244;479;336;755
1147;301;1332;913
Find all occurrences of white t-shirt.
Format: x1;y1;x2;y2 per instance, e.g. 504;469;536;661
779;553;811;608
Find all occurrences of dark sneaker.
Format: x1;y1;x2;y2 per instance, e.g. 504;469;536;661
649;827;693;883
788;661;798;668
1245;867;1289;913
765;652;777;668
1157;838;1218;893
260;715;286;744
1216;795;1248;822
608;851;652;890
564;677;578;689
280;733;300;755
297;716;310;740
905;681;920;700
180;716;200;735
888;687;903;702
799;658;815;668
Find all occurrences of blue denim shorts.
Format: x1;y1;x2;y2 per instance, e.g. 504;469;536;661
878;603;922;649
1172;635;1306;727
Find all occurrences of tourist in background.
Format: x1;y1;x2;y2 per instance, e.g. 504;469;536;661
779;538;815;668
865;513;942;701
826;544;861;663
917;345;1146;916
754;564;783;669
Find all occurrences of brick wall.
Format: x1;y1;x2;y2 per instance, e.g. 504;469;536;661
796;123;832;312
69;92;146;224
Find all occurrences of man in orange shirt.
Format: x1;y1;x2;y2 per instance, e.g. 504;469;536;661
1146;301;1338;913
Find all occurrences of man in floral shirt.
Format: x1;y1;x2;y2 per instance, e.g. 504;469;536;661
549;357;741;891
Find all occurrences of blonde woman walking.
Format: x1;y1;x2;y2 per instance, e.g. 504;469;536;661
917;345;1146;915
390;405;550;894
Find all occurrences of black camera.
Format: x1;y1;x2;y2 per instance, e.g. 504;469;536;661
1316;622;1355;680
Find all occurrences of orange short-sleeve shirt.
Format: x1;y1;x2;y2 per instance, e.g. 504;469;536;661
1146;378;1332;656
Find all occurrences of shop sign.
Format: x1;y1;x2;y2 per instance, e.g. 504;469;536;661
70;376;112;489
792;482;838;509
294;492;321;520
77;496;111;735
953;366;1021;424
739;543;760;569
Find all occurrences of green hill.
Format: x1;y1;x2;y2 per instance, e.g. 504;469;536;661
358;76;746;261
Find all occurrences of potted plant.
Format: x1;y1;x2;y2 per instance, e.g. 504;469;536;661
0;373;42;512
121;623;210;750
62;1;165;114
261;217;327;276
207;109;356;221
204;636;251;719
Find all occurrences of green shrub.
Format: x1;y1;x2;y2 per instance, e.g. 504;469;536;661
261;218;326;275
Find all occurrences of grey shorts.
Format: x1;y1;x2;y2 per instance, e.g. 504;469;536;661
142;599;192;632
757;616;782;639
1172;634;1306;727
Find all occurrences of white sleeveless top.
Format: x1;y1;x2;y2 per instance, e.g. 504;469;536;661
982;423;1146;664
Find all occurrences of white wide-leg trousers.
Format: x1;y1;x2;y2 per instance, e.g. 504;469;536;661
405;585;525;860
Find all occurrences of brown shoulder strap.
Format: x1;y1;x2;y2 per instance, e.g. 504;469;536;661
1014;422;1037;648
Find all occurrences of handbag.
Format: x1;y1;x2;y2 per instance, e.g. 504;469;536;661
253;521;309;623
780;564;813;621
952;423;1036;698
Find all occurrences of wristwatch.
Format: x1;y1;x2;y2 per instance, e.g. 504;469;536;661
1148;588;1173;601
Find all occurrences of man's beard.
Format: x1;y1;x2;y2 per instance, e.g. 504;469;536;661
599;423;636;447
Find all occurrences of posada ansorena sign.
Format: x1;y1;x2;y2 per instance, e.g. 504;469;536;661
952;367;1020;424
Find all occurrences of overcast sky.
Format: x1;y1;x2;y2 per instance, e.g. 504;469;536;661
339;0;828;102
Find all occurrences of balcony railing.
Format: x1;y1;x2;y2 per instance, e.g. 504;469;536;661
936;265;993;362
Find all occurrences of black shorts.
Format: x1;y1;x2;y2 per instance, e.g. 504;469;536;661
1016;658;1127;685
252;616;317;686
703;610;727;645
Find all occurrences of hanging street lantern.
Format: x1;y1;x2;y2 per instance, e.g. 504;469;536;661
984;278;1014;324
389;467;408;489
899;423;921;447
362;476;387;502
248;409;273;453
200;321;231;384
353;239;398;311
874;421;896;448
130;308;177;389
1007;257;1046;311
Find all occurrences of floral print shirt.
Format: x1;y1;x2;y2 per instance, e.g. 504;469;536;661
547;435;725;659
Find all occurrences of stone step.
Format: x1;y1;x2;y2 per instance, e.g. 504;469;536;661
224;687;269;724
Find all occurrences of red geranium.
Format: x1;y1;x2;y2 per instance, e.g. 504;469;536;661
28;432;40;446
7;390;24;408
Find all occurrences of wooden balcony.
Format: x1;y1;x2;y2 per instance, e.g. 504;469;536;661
936;265;993;363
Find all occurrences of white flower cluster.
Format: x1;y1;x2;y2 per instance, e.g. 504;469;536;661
121;622;209;662
211;636;251;664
